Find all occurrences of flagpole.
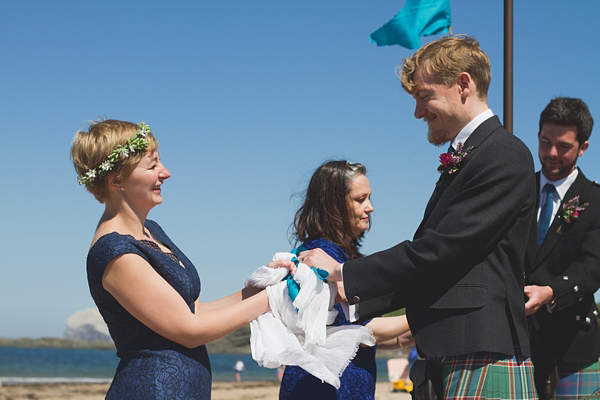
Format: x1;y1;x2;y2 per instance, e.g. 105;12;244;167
503;0;513;133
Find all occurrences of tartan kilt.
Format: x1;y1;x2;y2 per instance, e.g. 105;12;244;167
435;352;537;399
553;358;600;399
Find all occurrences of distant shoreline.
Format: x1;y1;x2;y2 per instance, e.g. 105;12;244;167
0;325;253;353
0;337;115;350
0;336;406;359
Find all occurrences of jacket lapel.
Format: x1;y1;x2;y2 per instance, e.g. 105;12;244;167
533;169;588;267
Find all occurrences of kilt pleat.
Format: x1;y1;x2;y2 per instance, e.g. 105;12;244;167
435;352;537;399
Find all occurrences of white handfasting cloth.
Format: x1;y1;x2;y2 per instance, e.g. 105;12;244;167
245;251;375;389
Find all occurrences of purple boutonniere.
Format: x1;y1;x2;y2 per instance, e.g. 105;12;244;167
438;142;474;175
561;196;588;224
556;196;588;233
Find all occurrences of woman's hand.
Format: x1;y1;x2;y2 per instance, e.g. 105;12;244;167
298;248;342;281
267;259;296;274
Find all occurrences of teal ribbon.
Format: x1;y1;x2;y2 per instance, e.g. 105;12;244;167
286;246;329;302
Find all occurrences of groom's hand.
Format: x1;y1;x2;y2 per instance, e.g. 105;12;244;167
298;249;343;282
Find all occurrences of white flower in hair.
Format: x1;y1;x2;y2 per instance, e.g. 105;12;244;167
85;170;97;181
119;147;130;158
138;124;149;136
99;160;113;171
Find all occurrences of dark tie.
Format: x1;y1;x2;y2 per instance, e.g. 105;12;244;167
537;184;555;249
448;144;455;153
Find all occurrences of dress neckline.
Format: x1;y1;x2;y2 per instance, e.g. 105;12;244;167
93;230;186;269
137;239;182;266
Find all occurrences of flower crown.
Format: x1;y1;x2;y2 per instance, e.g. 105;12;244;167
77;122;151;187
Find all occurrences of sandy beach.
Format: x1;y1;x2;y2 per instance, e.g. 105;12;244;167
0;381;411;399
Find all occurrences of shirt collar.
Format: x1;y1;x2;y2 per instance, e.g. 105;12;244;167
451;109;494;149
539;168;579;202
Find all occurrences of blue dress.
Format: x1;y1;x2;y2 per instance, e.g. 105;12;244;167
279;238;377;400
87;220;211;399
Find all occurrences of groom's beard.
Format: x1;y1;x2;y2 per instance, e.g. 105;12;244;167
428;128;450;146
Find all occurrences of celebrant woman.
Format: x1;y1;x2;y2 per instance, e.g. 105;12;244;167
70;119;289;399
279;160;413;400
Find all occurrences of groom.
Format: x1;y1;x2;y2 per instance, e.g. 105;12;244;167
301;35;537;398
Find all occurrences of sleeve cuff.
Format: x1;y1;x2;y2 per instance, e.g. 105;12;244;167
339;263;360;322
340;301;360;323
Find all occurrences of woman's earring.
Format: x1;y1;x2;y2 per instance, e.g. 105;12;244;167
120;187;124;193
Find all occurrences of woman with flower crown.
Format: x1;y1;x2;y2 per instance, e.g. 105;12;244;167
278;160;413;400
70;119;291;399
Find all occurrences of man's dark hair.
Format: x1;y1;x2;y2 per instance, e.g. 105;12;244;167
539;97;594;145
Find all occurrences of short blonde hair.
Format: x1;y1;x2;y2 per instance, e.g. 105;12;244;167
70;119;158;203
399;35;491;101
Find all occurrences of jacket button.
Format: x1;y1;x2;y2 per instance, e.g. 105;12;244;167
586;317;592;324
353;296;360;303
594;310;599;316
574;285;579;292
563;276;569;280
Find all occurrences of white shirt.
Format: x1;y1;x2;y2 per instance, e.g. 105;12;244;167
538;168;579;226
234;360;245;372
451;108;494;150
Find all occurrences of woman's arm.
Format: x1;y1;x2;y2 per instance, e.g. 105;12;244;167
196;259;294;312
375;329;414;350
334;282;413;347
103;253;276;349
195;286;262;313
364;315;413;346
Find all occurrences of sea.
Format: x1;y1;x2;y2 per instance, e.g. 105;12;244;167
0;347;394;385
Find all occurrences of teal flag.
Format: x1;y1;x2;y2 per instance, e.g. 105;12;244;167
370;0;451;49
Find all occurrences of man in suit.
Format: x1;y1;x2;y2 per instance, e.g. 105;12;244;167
524;97;600;399
300;35;538;398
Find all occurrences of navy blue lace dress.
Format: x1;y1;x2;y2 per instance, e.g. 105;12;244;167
87;220;211;399
279;238;377;400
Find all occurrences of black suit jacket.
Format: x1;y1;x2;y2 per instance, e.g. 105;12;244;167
344;116;537;358
526;169;600;364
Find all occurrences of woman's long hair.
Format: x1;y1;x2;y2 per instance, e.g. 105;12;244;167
293;160;368;260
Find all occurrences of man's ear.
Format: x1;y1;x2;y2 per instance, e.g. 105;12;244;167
457;72;472;98
579;140;589;157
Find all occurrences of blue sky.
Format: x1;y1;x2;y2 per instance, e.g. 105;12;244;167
1;0;599;338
